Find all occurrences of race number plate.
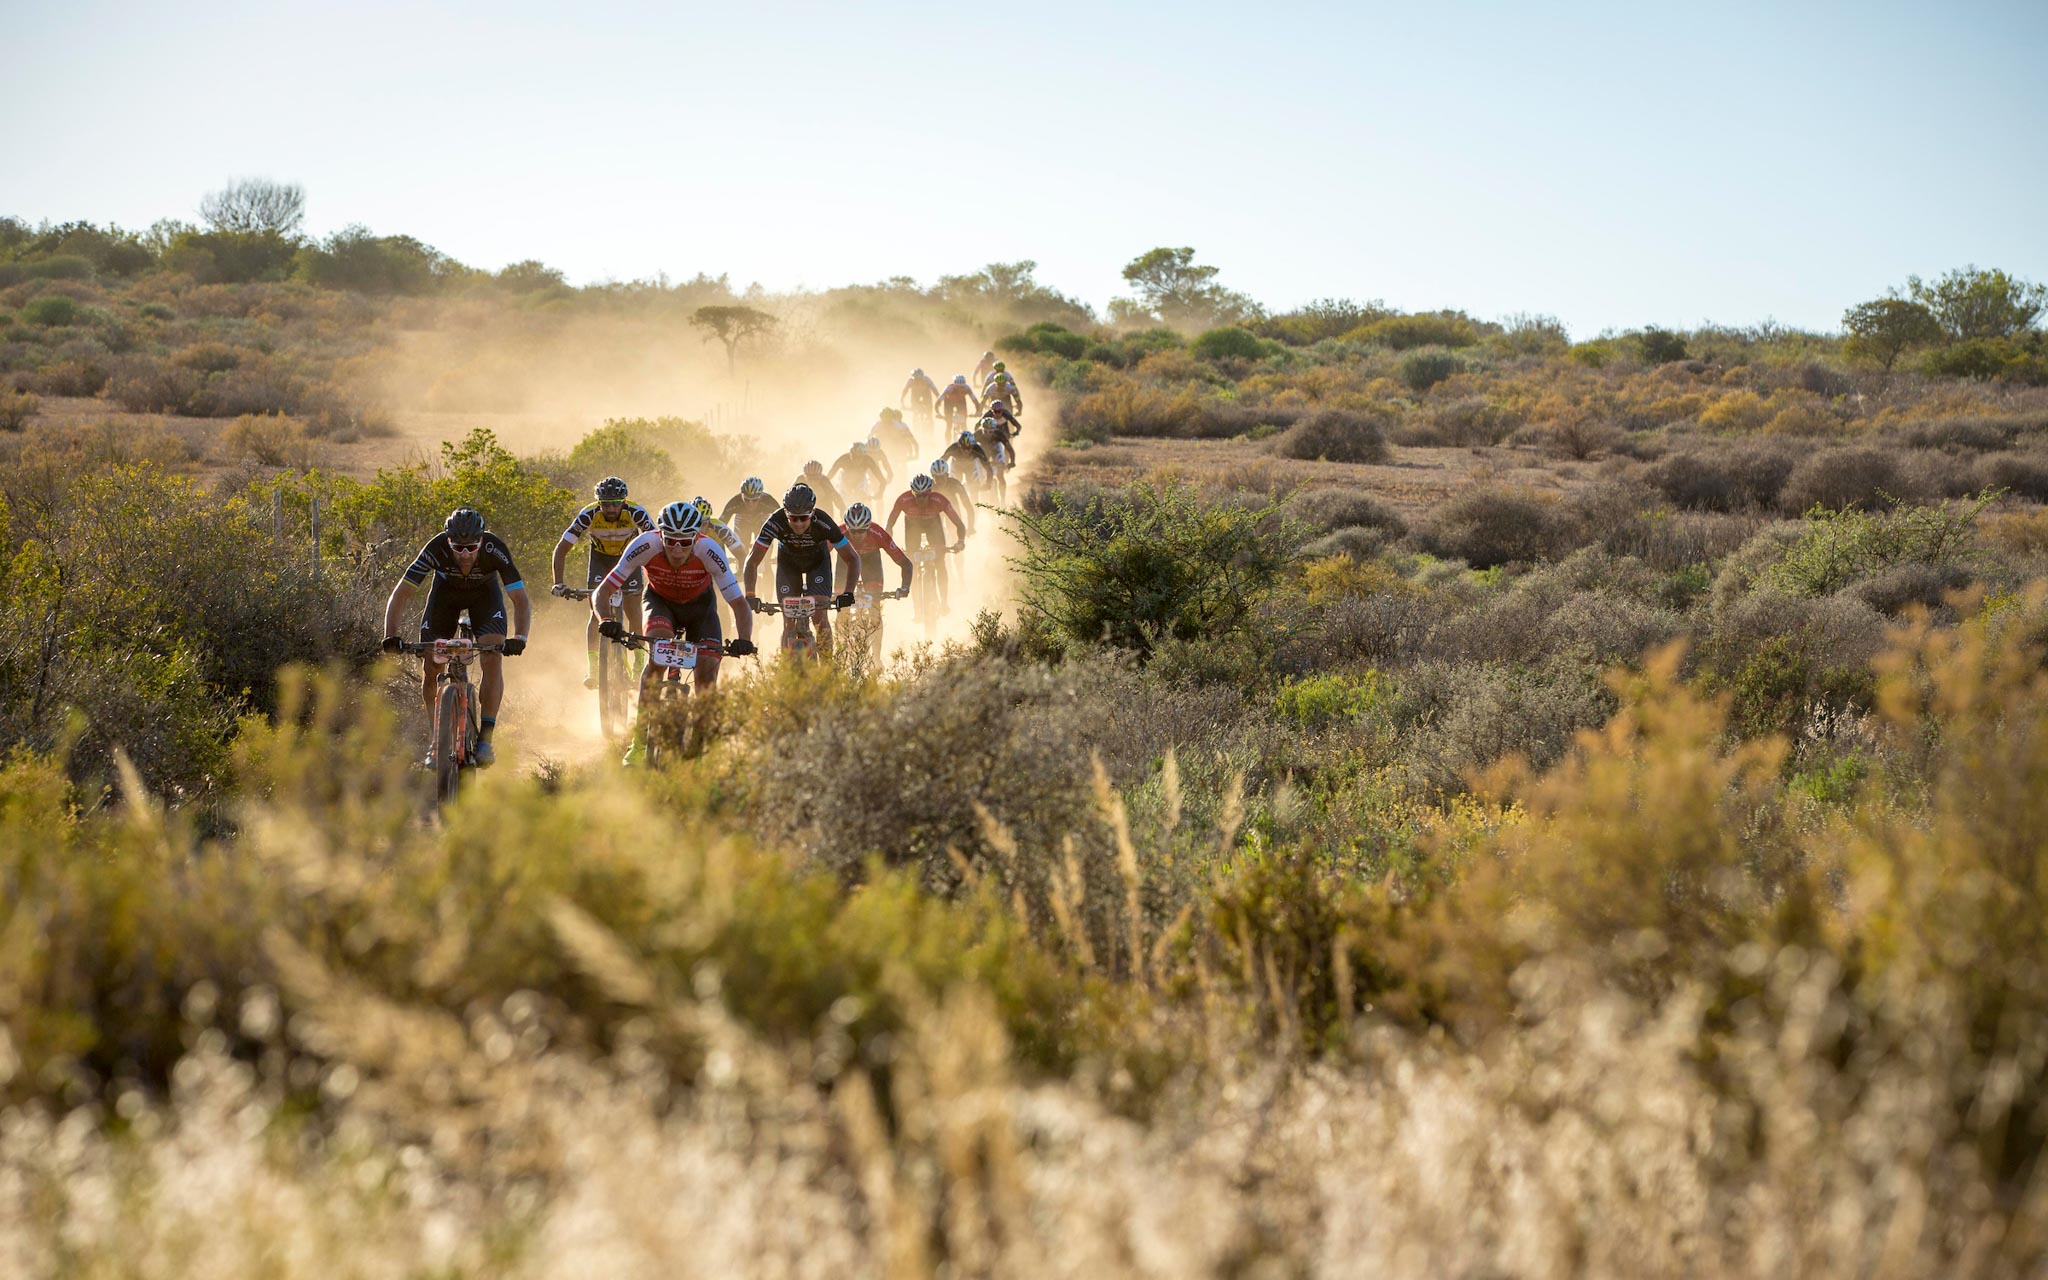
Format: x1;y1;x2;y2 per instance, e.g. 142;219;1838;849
649;638;698;670
781;596;812;619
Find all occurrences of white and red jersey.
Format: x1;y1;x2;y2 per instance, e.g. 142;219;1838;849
604;531;743;605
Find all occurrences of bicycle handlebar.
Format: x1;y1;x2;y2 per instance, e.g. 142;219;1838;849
396;637;506;656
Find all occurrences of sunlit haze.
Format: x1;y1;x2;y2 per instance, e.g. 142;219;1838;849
11;0;2048;335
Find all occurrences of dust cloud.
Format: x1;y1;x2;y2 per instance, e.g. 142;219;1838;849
352;296;1041;766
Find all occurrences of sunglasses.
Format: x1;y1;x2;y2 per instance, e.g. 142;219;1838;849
788;512;814;523
661;533;696;546
450;541;482;553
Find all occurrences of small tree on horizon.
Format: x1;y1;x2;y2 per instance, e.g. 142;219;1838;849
199;178;306;237
1843;297;1943;372
690;304;778;372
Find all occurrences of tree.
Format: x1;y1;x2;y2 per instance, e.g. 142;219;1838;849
199;178;306;237
690;305;777;371
1842;297;1943;372
1905;266;2047;341
1115;246;1260;331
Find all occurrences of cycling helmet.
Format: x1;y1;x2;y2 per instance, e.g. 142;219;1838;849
953;374;967;384
982;350;994;359
912;367;924;377
784;482;817;514
992;360;1005;373
851;440;866;454
595;476;629;501
958;431;975;446
657;501;703;537
866;435;882;450
844;502;873;530
803;460;824;475
931;459;949;477
444;508;486;540
691;495;714;518
910;474;933;494
741;476;765;498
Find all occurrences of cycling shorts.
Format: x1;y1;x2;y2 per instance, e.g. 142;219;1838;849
588;548;645;593
420;581;507;641
775;555;833;599
644;589;721;646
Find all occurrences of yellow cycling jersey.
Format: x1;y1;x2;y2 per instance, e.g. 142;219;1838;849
561;501;653;557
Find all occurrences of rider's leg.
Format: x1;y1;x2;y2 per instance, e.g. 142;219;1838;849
812;598;834;658
478;650;504;740
584;611;600;685
623;587;646;676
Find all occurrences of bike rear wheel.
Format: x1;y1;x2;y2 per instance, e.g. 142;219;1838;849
597;636;629;740
435;682;466;802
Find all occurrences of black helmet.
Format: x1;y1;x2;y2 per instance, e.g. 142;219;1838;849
444;508;486;541
594;476;629;501
958;431;975;447
783;482;817;514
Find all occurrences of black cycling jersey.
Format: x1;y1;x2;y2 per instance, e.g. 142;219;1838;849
755;507;852;561
942;441;992;473
720;493;781;542
403;531;523;589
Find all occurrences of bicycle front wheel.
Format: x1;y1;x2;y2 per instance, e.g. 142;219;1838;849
435;682;466;802
597;638;628;740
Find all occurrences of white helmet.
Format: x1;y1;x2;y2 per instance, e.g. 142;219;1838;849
657;501;703;537
845;502;873;530
930;459;949;477
910;474;933;493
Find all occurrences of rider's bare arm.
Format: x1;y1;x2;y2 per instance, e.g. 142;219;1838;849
551;539;572;590
383;579;419;639
507;584;532;642
742;541;769;597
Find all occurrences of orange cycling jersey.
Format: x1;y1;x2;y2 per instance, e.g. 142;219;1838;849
889;490;961;526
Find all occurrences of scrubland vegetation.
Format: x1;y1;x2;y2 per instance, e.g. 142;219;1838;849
7;192;2048;1274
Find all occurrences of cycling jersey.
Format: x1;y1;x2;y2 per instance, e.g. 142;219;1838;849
605;531;742;605
559;501;654;557
873;416;917;458
937;382;980;413
932;475;975;528
901;374;940;406
829;450;884;493
404;531;523;590
701;514;745;558
942;440;992;476
845;524;912;582
720;492;780;542
756;507;852;562
983;401;1022;432
799;473;845;515
887;489;964;533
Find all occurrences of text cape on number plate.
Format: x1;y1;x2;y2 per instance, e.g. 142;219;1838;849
649;638;698;670
780;596;813;619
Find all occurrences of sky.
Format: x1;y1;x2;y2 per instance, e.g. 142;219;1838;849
7;0;2046;337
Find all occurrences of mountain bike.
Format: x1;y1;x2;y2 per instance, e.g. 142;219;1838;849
560;585;632;740
909;545;942;638
397;628;505;803
843;583;909;673
752;594;851;660
603;628;711;766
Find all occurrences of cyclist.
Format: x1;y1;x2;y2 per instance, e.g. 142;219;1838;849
865;435;895;491
382;508;531;767
799;460;845;516
742;482;861;657
691;495;745;559
828;440;885;503
550;477;654;689
982;362;1024;416
937;374;981;433
929;458;975;534
720;476;779;543
942;429;995;498
899;369;940;432
886;473;968;616
840;501;913;599
872;407;919;467
975;410;1019;474
974;350;997;385
597;501;758;764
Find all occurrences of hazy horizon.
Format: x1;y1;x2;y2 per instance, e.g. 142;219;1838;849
11;0;2046;337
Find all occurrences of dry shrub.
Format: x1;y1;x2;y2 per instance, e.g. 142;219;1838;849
1405;395;1524;447
1900;447;1982;499
1285;486;1406;536
27;356;110;397
1642;439;1799;511
0;387;37;431
1418;485;1575;568
1397;658;1615;791
219;413;315;467
1779;446;1904;513
1298;526;1391;560
107;354;201;414
1272;407;1389;463
1976;451;2048;502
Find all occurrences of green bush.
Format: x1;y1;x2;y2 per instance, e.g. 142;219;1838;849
1000;322;1089;360
0;387;38;430
1638;327;1689;363
20;295;81;327
1921;336;2048;385
137;302;174;320
1190;325;1267;361
1398;348;1464;392
1273;670;1390;729
1763;495;1990;596
295;225;447;295
1419;485;1573;567
22;255;93;281
161;229;299;284
1007;481;1303;655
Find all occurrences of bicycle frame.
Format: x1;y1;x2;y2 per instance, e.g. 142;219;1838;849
398;631;503;802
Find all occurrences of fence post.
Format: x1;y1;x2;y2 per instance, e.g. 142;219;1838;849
309;497;321;577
